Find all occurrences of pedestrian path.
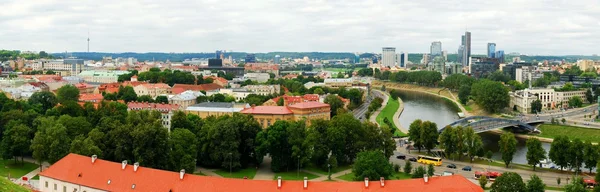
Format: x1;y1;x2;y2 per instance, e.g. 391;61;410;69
254;156;275;180
195;167;223;177
306;169;352;181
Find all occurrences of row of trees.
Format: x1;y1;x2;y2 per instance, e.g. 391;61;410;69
135;68;197;86
439;126;484;162
375;70;442;86
549;136;599;173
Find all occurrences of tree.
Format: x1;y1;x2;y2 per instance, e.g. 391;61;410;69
324;95;343;117
131;114;170;169
562;118;566;124
408;120;423;152
69;135;102;157
313;88;324;95
569;96;583;108
565;177;586;192
169;128;198;172
421;121;439;152
439;126;457;157
525;138;546;171
56;85;80;103
479;174;488;189
196;95;208;103
209;94;226;102
119;86;137;102
458;85;471;104
28;91;58;113
426;164;434;177
352;151;394;180
568;139;584;172
471;80;509;113
0;123;32;163
583;141;598;173
586;89;594;103
524;174;545;192
530;100;542;114
412;166;426;178
490;172;525;192
136;95;154;103
498;132;517;168
31;124;72;164
549;136;570;170
403;160;412;174
464;127;483;162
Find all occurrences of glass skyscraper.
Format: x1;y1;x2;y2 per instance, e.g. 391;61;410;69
487;43;496;58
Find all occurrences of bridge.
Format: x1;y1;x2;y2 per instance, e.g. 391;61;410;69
440;116;544;134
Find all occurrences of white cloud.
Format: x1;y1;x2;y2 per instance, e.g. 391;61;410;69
0;0;598;55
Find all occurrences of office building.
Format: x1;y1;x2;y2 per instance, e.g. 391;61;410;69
461;32;471;67
208;59;223;67
495;50;505;63
469;57;500;78
432;56;446;74
215;50;223;59
274;55;281;64
245;54;256;63
421;54;430;65
510;88;587;113
487;43;496;58
399;52;408;68
502;62;533;80
39;153;483;192
442;51;448;61
381;47;396;67
354;53;360;64
430;41;442;56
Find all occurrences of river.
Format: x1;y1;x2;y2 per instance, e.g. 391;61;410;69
394;90;551;165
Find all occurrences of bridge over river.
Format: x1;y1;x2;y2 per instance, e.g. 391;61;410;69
439;116;545;134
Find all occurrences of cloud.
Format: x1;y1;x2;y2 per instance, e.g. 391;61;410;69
0;0;598;55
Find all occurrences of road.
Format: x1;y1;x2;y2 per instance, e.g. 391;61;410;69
390;139;589;188
352;90;386;122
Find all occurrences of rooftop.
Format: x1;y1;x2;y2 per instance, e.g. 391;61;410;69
240;106;293;115
288;101;330;109
40;154;483;192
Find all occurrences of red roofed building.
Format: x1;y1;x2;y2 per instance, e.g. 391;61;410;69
133;83;171;98
264;94;321;106
241;101;330;128
39;153;483;192
95;81;147;94
245;63;279;76
127;102;180;131
171;83;223;94
79;93;104;103
74;83;95;94
203;76;229;87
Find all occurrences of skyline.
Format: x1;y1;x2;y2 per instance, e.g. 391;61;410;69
1;0;599;55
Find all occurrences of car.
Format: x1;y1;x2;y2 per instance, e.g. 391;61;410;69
462;166;472;171
396;154;406;160
408;157;417;162
446;164;456;169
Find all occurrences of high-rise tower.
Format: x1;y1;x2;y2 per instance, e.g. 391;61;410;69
87;31;90;52
381;47;396;67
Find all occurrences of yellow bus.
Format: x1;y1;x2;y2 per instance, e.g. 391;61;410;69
417;155;442;166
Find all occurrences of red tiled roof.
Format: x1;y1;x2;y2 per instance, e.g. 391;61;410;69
203;76;228;84
127;102;180;112
40;154;483;192
303;94;319;101
171;83;223;94
79;94;104;102
288;101;330;109
139;83;170;89
74;83;93;89
240;106;293;115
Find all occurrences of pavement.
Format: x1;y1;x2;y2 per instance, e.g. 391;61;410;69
9;157;49;190
254;156;275;180
352;89;387;123
368;90;388;126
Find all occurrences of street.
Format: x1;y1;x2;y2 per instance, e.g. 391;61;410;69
352;90;386;122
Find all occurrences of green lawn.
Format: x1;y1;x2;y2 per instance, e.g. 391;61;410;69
214;167;257;179
376;97;407;137
31;175;39;180
193;172;206;176
337;172;412;181
0;159;38;178
0;177;29;192
545;186;565;191
274;171;319;180
537;124;600;143
304;164;351;175
321;68;363;73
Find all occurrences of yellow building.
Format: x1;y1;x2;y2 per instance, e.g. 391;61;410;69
241;101;330;128
185;102;249;118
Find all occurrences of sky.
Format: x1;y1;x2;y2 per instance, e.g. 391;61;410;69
1;0;599;55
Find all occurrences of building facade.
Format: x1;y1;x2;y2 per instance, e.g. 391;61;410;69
510;88;587;113
241;101;330;128
185;102;249;118
133;83;171;98
244;85;280;96
487;43;496;58
169;90;205;109
430;41;442;56
381;47;396;67
127;102;180;131
461;32;471;66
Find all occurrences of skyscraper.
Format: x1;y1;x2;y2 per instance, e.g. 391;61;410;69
215;50;222;59
382;47;396;67
399;52;408;68
495;50;505;63
461;32;471;67
430;41;442;56
487;43;496;58
457;45;464;63
245;54;256;63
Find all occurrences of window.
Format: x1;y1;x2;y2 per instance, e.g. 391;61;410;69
63;186;67;192
45;181;48;188
54;184;57;190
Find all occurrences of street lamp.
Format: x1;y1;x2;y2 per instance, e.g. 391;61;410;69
229;152;233;176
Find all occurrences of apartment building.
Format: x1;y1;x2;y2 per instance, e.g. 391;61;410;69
127;102;180;131
241;101;330;128
184;102;250;118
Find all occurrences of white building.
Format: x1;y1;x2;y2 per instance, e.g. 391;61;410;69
244;85;280;96
206;88;252;101
78;70;129;83
243;73;270;83
510;88;587;113
381;47;396;67
169;90;205;109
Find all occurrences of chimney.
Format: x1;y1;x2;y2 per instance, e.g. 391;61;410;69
424;174;429;183
91;155;97;164
380;177;385;187
277;176;282;188
303;177;308;189
133;162;140;172
179;169;185;180
121;160;127;170
364;177;369;188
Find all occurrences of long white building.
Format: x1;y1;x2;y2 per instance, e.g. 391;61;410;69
381;47;396;67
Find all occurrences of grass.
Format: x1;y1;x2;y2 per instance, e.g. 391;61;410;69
463;104;473;112
0;159;38;178
0;177;30;192
304;164;352;175
214;167;257;179
545;186;565;191
537;124;600;143
375;97;407;137
193;171;206;176
31;175;39;180
320;68;363;73
273;171;319;180
337;172;413;181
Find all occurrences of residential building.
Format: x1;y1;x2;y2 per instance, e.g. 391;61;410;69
171;83;223;94
169;90;204;109
487;43;496;58
448;62;463;74
430;41;442;56
244;73;270;83
244;85;280;96
432;56;446;74
78;70;129;83
94;81;147;94
0;83;42;100
510;88;587;113
241;101;330;128
304;82;326;89
39;153;483;192
74;82;95;94
263;94;320;106
421;54;430;64
32;59;85;76
577;60;595;71
79;93;104;103
206;88;252;101
381;47;396;67
185;102;250;118
244;63;279;76
133;83;171;98
324;78;353;88
127;102;180;131
204;76;229;87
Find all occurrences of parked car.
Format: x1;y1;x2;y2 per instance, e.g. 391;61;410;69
408;157;418;162
462;166;472;171
396;154;406;160
446;164;456;169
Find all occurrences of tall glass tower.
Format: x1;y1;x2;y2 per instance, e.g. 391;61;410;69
487;43;496;58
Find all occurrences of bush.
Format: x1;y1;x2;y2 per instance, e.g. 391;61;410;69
403;161;412;174
393;164;400;172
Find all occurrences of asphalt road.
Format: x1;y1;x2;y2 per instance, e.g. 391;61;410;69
352;90;386;122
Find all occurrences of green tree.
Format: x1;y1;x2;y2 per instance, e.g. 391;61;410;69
458;85;471;104
564;177;586;192
464;127;483;162
324;94;343;117
411;166;426;178
426;164;434;177
136;95;154;103
28;91;58;113
31;124;72;164
569;96;583;108
313;88;324;95
471;80;509;113
0;123;32;163
586;89;594;103
421;121;439;152
403;160;412;174
549;136;570;170
583;141;598;173
490;172;525;192
69;135;102;157
209;93;226;102
561;118;566;124
352;151;394;180
498;132;517;168
131;114;170;169
526;174;545;192
119;86;138;102
439;126;457;158
479;174;488;189
568;139;584;172
530;99;542;114
408;120;423;152
169;128;198;172
525;138;546;171
155;96;169;104
56;84;80;103
196;95;208;103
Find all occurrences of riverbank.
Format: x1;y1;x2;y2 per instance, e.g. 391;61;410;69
373;90;407;136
